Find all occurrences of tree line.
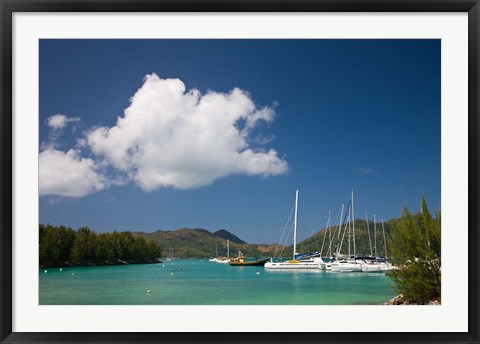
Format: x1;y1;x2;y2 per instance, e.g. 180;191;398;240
39;224;162;267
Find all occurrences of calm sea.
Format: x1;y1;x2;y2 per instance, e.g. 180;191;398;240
39;259;396;305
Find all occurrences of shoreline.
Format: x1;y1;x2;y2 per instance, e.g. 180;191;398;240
40;259;162;269
384;294;441;305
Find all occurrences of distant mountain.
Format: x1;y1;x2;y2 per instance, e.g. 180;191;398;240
192;228;212;235
136;227;275;258
212;229;247;244
134;218;396;259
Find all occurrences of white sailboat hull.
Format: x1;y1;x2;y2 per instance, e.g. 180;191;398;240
361;262;395;272
215;258;231;264
210;257;231;264
330;261;363;272
264;257;325;270
361;263;384;273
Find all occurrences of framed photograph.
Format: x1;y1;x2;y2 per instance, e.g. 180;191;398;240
1;0;479;343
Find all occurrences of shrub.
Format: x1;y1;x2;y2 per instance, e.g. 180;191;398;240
386;196;441;304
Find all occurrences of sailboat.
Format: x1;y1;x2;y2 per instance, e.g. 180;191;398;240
166;248;174;261
264;190;325;270
215;239;231;264
319;204;345;271
210;240;231;263
209;242;219;262
361;217;394;272
330;191;363;272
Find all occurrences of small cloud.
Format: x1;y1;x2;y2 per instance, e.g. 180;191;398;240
353;166;375;175
76;138;87;148
46;114;80;130
44;114;82;149
47;196;63;205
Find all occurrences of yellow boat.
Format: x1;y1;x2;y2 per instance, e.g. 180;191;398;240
229;252;268;266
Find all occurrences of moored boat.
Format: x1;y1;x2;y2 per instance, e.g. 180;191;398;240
166;248;174;261
361;262;384;273
330;257;363;272
214;257;231;264
210;240;231;263
361;261;395;273
265;256;325;269
229;252;268;266
265;190;324;270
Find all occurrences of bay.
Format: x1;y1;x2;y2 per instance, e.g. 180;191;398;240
39;259;396;305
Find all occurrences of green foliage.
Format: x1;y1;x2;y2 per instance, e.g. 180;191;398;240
139;228;278;258
387;259;441;304
388;196;441;262
39;224;76;264
297;219;394;258
386;196;441;303
39;225;162;267
70;227;97;264
136;221;395;259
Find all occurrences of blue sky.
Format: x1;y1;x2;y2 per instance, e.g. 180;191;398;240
39;39;440;244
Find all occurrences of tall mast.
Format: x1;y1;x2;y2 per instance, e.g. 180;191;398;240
366;211;373;256
293;189;299;260
227;239;230;258
373;213;377;259
320;209;330;257
382;218;387;259
328;208;332;256
336;203;344;257
352;190;356;256
339;205;349;258
348;203;351;258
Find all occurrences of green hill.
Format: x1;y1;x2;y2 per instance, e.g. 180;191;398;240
136;228;277;258
296;218;394;258
212;229;247;244
134;218;395;259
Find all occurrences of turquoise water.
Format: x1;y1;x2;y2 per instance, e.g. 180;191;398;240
39;259;396;305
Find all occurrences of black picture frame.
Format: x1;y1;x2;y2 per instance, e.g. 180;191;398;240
1;1;479;343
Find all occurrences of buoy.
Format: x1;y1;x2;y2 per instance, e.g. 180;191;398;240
72;273;74;275
59;268;62;271
256;272;260;275
170;272;174;275
162;265;165;267
44;270;47;273
147;290;151;294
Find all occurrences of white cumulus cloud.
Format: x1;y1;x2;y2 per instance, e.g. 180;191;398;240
87;73;288;191
46;114;80;130
39;148;106;197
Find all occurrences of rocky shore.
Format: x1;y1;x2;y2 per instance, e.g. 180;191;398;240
384;294;441;305
40;258;162;269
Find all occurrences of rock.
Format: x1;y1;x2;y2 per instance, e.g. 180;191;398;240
384;297;396;305
386;294;410;305
386;294;441;305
